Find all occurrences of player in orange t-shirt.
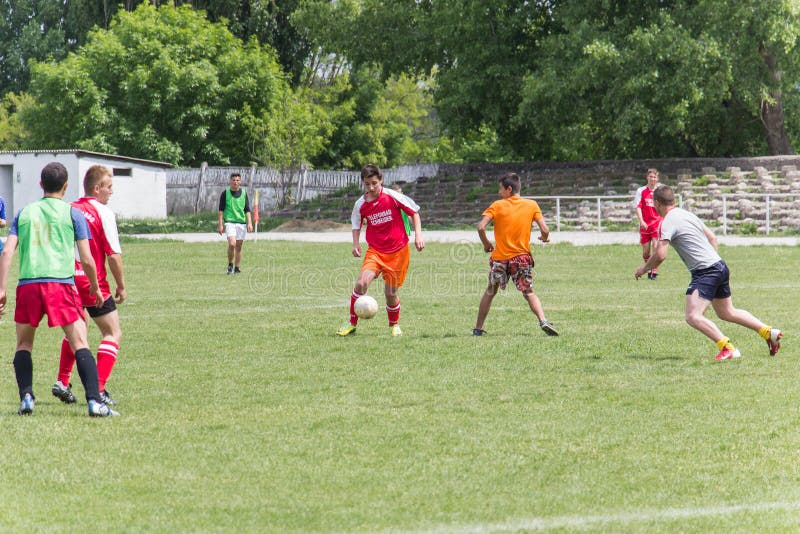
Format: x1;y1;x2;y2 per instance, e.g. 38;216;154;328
473;173;558;337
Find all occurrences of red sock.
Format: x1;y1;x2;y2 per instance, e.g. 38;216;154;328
57;337;75;386
387;301;400;325
349;291;363;326
96;340;119;392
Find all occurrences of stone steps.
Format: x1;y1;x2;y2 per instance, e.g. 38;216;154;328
282;166;800;233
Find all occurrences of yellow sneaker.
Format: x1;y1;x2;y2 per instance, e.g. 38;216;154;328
390;324;403;337
336;323;357;336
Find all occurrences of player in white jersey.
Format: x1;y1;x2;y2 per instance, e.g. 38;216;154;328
52;165;126;406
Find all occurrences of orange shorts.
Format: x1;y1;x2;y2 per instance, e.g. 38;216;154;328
362;245;410;288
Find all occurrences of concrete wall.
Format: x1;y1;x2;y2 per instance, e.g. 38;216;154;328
167;164;440;215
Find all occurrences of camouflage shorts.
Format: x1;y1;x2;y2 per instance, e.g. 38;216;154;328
489;253;534;292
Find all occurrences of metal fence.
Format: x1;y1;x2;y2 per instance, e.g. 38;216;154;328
525;193;800;235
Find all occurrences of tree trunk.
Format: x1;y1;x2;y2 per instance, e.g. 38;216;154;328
759;43;793;155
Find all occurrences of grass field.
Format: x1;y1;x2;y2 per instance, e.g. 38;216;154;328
0;239;798;532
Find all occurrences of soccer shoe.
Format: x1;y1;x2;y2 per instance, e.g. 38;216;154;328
472;328;487;336
88;400;120;417
336;323;357;336
540;320;559;336
100;389;117;406
767;329;782;356
234;267;241;274
390;324;403;337
226;264;233;275
648;270;658;280
714;347;741;361
51;380;77;404
18;393;34;416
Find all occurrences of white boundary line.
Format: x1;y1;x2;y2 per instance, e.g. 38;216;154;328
396;501;800;533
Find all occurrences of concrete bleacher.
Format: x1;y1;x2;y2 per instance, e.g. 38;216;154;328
281;160;800;234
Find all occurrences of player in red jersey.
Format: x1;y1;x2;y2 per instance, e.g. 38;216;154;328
336;164;424;337
51;165;126;407
633;168;662;280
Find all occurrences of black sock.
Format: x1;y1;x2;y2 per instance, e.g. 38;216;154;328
13;350;33;400
75;348;101;402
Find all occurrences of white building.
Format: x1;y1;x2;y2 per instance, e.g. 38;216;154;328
0;150;171;219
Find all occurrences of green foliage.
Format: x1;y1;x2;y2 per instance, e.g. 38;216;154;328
244;85;334;206
18;4;287;166
195;0;311;86
0;0;69;95
435;124;516;163
0;92;32;149
306;67;441;169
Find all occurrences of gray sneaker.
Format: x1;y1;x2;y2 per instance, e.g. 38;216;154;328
540;320;559;336
18;393;34;416
88;399;119;417
52;381;77;404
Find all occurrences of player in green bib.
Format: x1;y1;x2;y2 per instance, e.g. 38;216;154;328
0;162;118;417
217;172;253;274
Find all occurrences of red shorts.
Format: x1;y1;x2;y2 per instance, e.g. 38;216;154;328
15;282;85;327
74;272;110;308
639;228;660;244
362;245;410;288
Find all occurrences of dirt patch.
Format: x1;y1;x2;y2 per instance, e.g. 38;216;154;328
272;218;351;232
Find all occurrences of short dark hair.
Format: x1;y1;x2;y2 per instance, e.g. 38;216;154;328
361;164;383;182
230;172;241;180
41;162;69;193
83;165;111;195
499;172;521;194
653;185;675;206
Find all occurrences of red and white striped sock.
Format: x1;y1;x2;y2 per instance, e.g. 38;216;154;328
387;301;400;325
96;340;119;392
349;291;363;326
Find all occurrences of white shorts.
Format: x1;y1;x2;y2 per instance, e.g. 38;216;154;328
224;222;247;241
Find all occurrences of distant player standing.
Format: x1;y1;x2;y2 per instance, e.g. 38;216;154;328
634;168;662;280
337;164;424;337
217;172;253;275
635;185;781;361
52;165;126;407
0;162;117;416
473;172;558;337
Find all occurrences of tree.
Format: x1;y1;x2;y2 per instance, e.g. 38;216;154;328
0;0;69;95
244;86;333;206
0;92;32;149
330;0;554;154
193;0;312;86
515;0;800;159
695;0;800;155
18;4;287;166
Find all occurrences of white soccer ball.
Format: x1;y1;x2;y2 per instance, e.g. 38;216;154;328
354;295;379;319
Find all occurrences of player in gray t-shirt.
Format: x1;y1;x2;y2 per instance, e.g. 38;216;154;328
634;186;781;361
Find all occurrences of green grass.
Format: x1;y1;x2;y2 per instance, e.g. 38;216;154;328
117;212;288;234
1;241;799;531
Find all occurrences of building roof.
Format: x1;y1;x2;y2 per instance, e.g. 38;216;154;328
0;149;172;168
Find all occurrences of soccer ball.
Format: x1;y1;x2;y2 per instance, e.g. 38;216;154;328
354;295;379;319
